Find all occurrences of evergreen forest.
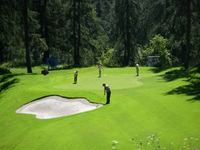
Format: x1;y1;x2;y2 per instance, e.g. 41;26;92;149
1;0;200;72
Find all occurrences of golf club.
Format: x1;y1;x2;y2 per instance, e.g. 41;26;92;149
96;95;105;107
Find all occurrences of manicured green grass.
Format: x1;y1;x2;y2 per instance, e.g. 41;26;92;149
0;66;200;150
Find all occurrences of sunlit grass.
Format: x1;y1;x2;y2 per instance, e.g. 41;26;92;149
0;66;200;150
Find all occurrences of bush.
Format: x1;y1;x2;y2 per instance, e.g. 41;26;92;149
96;48;118;67
138;35;172;67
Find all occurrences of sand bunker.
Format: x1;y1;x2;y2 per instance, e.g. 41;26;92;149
16;96;103;119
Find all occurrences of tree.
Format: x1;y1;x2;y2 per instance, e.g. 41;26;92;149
33;0;49;63
0;0;24;64
193;0;200;68
69;0;100;66
112;0;140;66
149;35;171;66
24;0;32;73
1;0;199;68
139;35;171;67
96;48;116;66
184;0;191;69
155;0;198;68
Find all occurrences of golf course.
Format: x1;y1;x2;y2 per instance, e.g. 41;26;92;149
0;66;200;150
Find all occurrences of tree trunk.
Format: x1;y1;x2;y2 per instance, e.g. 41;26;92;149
124;0;130;66
96;0;102;17
0;41;4;64
77;0;81;66
73;0;78;66
24;0;32;73
123;38;127;66
44;0;47;38
184;0;191;69
38;0;44;37
42;0;49;64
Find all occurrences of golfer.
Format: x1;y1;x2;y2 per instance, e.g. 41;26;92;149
98;63;103;77
135;62;139;76
74;71;78;84
103;83;111;104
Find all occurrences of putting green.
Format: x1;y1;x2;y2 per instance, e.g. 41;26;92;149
54;74;149;90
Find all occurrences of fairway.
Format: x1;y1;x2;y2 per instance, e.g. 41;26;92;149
0;66;200;150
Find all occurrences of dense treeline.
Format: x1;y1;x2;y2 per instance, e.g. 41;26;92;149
0;0;200;72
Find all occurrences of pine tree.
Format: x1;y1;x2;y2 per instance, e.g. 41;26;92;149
24;0;32;73
112;0;140;66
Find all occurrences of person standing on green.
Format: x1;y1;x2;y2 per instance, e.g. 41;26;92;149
135;62;139;76
103;83;111;104
74;71;78;84
98;63;103;77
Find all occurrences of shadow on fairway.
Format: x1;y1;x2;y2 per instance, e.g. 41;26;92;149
149;67;171;73
161;68;190;82
0;74;19;94
0;73;37;95
166;79;200;102
161;68;200;102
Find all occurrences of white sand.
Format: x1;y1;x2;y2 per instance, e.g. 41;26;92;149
16;96;103;119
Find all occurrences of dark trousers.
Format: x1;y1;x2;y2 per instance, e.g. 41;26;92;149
74;76;77;83
106;92;111;104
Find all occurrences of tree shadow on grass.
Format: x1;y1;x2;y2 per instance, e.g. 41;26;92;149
166;79;200;102
0;74;19;94
162;68;190;82
160;68;200;102
0;72;46;96
148;67;171;73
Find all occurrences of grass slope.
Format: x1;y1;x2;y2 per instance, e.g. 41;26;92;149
0;66;200;150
